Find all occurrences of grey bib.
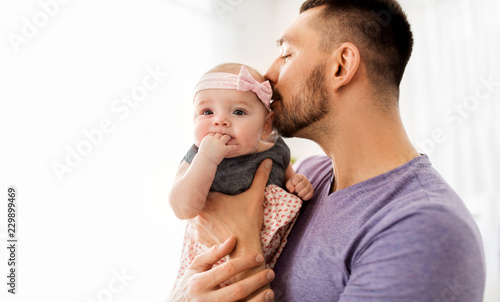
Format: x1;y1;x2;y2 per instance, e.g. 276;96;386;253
183;137;290;195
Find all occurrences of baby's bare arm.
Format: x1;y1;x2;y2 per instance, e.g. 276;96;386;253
169;133;241;220
169;155;218;220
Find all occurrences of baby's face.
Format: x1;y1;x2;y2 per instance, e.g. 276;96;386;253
193;89;270;157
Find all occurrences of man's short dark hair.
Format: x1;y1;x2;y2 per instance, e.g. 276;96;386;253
300;0;413;92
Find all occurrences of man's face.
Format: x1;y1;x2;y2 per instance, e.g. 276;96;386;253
265;7;332;138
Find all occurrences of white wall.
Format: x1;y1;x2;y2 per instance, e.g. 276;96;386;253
0;0;217;301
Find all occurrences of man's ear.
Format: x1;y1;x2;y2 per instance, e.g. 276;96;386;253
261;111;275;140
330;42;360;93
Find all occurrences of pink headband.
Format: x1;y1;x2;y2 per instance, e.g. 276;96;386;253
194;66;272;111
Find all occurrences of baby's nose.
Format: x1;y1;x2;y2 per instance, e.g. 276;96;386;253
213;116;230;127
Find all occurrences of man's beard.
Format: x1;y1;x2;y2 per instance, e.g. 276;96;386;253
272;63;330;138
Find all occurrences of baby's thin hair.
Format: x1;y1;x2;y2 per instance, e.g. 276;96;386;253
206;63;266;83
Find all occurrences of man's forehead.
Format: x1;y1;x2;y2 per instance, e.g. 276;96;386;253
277;7;322;47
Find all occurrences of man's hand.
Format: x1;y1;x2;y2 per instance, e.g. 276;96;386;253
198;133;241;165
168;237;275;302
286;173;314;201
189;159;274;299
192;159;273;254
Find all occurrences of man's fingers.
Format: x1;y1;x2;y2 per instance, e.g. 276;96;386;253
249;159;273;193
248;289;275;302
216;268;275;302
204;253;266;288
189;236;237;272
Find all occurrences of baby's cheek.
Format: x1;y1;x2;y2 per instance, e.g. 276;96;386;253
193;125;207;147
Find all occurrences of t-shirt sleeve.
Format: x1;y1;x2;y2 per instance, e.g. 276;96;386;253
182;144;198;164
339;204;485;302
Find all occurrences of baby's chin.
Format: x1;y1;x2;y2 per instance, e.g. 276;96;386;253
225;145;261;159
224;145;244;159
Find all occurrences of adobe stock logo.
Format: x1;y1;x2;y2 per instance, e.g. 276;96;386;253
212;0;244;21
85;268;135;302
7;0;72;53
415;74;500;155
51;65;168;181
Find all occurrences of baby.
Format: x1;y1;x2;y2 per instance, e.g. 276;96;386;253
169;63;314;282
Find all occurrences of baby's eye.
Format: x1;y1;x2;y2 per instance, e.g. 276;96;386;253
202;109;213;115
233;109;246;116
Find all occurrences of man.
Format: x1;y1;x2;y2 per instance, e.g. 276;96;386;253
169;0;486;301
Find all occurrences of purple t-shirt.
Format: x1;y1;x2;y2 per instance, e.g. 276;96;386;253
272;155;485;301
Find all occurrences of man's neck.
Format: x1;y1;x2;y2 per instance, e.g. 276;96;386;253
313;102;420;193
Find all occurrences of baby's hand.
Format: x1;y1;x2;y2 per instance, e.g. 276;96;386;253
286;174;314;201
198;133;241;165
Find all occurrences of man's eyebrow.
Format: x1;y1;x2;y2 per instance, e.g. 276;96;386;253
276;35;296;47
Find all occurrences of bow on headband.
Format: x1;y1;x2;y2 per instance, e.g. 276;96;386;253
194;66;272;110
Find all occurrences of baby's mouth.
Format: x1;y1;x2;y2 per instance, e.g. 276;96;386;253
213;132;236;144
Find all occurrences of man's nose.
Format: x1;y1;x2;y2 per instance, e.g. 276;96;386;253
264;57;281;86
